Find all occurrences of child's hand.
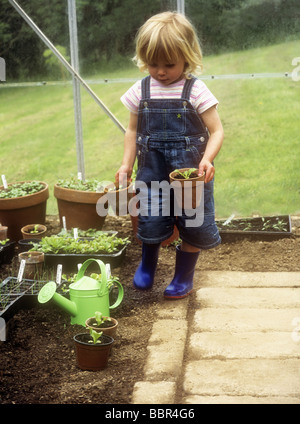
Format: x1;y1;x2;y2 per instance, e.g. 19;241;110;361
115;165;132;186
199;159;215;183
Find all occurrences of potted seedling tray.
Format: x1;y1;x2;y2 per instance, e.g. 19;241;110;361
0;277;39;321
0;277;68;321
217;214;292;242
0;292;23;322
44;242;128;273
0;241;16;265
31;232;130;273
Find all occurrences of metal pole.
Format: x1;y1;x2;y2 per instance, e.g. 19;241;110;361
177;0;185;15
68;0;85;180
8;0;126;135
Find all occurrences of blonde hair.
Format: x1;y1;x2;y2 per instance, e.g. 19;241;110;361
133;12;203;77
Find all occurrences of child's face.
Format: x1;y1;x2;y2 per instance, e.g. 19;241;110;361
147;58;186;85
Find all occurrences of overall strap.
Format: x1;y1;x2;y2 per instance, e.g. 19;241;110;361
181;76;197;100
141;76;151;99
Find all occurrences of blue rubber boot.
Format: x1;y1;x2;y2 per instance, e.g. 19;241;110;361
164;245;200;299
133;243;160;290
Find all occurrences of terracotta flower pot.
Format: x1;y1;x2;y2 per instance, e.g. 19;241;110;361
74;333;114;371
54;184;107;231
18;251;44;280
0;181;49;241
104;181;134;216
169;168;205;209
85;316;118;339
21;224;47;239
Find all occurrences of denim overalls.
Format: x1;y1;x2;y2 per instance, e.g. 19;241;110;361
135;75;221;250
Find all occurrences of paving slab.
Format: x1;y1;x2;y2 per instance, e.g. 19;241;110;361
195;287;300;309
183;359;300;398
132;381;176;404
132;271;300;405
192;308;300;332
144;319;187;381
189;331;300;359
194;271;300;288
182;395;300;404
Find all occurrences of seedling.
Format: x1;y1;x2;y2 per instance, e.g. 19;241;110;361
174;168;198;179
0;181;44;199
30;224;40;234
0;239;9;245
89;328;103;344
31;233;129;255
92;311;111;327
57;178;103;192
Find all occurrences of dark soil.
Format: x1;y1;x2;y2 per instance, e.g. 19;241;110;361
0;214;299;404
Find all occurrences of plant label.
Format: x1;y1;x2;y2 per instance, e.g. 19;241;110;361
77;172;82;181
17;259;26;282
73;228;78;239
62;216;67;231
224;214;235;226
1;175;8;189
56;264;62;286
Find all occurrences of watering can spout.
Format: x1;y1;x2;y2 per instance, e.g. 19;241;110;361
38;281;77;317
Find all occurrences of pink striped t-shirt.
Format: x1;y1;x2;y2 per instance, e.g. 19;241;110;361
120;76;218;116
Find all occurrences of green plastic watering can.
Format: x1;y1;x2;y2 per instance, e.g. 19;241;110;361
37;258;124;326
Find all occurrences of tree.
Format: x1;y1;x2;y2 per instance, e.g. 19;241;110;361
0;0;68;79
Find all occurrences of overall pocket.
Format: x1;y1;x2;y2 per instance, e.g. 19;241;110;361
145;106;186;137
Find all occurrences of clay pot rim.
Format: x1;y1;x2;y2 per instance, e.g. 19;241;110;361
104;181;133;194
0;181;49;210
21;224;47;233
169;168;205;182
54;183;106;204
85;316;118;330
18;251;44;262
73;332;114;346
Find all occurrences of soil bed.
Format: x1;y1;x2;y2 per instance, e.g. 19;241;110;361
0;214;299;404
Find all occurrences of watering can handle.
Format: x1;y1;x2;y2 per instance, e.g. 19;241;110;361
109;279;124;310
75;258;107;286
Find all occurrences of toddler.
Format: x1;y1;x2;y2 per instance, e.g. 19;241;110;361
116;11;224;299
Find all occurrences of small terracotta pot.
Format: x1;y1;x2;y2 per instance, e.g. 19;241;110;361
85;316;118;339
18;251;44;279
104;181;133;216
169;168;205;209
21;224;47;239
74;333;114;371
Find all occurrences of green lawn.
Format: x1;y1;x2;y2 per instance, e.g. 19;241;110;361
0;40;299;217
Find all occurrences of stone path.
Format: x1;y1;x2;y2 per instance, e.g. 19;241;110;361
132;271;300;404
